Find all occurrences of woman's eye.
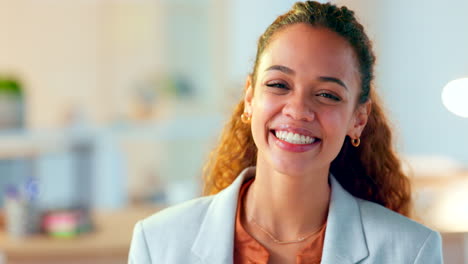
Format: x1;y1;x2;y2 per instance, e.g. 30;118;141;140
266;82;289;89
317;93;341;101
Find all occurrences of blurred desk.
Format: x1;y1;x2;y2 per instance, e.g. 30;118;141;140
411;170;468;263
0;206;160;264
442;232;468;264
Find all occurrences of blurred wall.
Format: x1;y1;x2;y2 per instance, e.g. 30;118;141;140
0;0;163;129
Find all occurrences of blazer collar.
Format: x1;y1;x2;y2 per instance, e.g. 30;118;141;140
191;167;255;264
191;167;369;264
320;176;369;264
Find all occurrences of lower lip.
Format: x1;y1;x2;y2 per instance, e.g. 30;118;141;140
270;131;320;153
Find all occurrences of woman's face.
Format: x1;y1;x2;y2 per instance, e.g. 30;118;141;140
244;23;371;177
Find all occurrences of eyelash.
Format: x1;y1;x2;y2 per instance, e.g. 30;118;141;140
317;93;341;101
266;82;341;102
266;82;289;89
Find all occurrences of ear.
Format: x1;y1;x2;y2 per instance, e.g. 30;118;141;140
243;75;254;114
347;100;372;138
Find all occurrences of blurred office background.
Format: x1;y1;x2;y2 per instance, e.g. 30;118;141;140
0;0;467;263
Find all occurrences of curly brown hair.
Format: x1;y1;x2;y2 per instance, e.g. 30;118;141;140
203;1;411;216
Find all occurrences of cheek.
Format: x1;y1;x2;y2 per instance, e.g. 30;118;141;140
256;93;277;109
250;95;282;144
252;94;280;123
320;108;354;136
250;98;269;141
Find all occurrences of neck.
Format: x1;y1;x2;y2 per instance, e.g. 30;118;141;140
244;162;331;241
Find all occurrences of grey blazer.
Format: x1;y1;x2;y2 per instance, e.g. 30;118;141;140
128;167;443;263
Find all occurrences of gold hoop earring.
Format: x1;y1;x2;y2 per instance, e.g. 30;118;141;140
241;112;251;124
351;137;361;147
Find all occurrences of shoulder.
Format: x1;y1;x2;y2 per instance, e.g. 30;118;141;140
128;168;252;263
141;195;214;241
145;195;214;224
357;198;433;237
128;195;215;263
356;198;443;263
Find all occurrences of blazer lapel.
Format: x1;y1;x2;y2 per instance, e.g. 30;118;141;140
321;175;369;264
190;169;369;264
191;167;255;264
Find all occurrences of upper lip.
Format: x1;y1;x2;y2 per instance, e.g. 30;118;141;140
270;124;319;139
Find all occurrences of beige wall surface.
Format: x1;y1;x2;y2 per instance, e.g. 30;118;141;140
0;0;163;129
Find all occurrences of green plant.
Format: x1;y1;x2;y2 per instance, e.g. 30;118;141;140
0;76;22;96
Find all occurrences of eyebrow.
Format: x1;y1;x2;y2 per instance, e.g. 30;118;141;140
266;65;295;75
318;76;348;90
265;64;348;90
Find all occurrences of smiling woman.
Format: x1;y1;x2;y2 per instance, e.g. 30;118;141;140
128;1;443;264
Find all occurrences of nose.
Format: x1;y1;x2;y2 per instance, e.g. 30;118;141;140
282;93;315;122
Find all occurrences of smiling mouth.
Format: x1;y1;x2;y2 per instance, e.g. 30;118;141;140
270;130;321;145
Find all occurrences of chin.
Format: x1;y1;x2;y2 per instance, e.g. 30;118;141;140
270;158;317;177
267;150;335;177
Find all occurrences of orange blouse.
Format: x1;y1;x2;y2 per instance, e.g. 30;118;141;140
234;179;327;264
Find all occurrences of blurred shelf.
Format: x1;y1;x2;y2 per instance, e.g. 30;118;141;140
0;113;224;157
411;171;468;187
0;129;90;159
0;206;160;264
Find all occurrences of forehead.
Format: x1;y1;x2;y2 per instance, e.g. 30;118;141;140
258;23;360;86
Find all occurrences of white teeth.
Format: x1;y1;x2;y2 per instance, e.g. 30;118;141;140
293;133;300;142
274;130;316;144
